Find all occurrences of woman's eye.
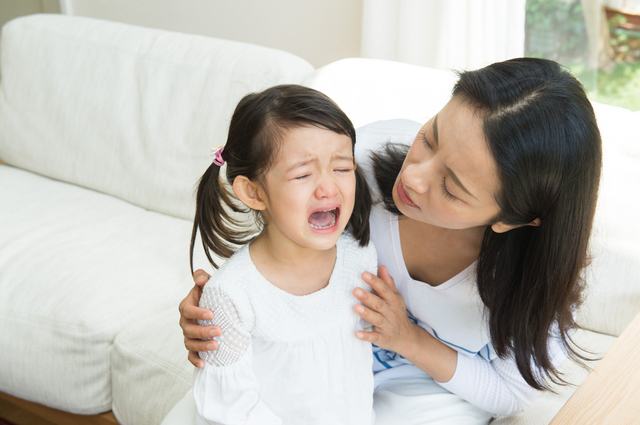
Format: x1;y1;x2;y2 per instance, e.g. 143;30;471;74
440;178;459;202
422;133;433;150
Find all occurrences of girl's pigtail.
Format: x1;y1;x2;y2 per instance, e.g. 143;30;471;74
189;162;254;273
348;166;372;247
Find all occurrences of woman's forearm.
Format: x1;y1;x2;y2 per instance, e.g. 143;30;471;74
399;322;458;383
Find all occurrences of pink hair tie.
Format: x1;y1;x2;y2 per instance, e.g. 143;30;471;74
210;144;225;166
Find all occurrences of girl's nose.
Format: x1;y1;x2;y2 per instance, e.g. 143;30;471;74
315;175;339;198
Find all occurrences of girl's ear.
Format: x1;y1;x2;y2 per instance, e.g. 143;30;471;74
491;218;542;234
233;176;266;211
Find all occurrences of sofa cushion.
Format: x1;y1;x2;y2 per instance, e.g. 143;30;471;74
0;165;213;413
111;308;193;425
0;14;315;221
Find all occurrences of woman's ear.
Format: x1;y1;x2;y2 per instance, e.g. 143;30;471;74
233;176;266;211
491;218;541;234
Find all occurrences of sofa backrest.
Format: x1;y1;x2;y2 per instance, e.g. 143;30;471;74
576;103;640;337
0;14;315;220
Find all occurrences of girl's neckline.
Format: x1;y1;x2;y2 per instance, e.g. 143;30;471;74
243;237;344;299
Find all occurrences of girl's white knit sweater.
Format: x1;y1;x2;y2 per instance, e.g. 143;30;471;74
194;234;378;425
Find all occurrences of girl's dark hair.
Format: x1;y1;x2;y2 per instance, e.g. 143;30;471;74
373;58;602;390
190;84;371;272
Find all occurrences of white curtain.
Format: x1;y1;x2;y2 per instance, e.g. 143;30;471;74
361;0;526;71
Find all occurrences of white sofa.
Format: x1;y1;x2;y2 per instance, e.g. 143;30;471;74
0;14;639;425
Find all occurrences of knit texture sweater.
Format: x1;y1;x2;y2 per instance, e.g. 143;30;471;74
194;234;378;425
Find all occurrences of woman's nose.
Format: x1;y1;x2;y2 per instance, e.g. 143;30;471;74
403;163;430;195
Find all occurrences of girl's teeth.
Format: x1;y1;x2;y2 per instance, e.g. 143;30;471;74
308;209;336;229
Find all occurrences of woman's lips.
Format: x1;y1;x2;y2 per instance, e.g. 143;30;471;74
397;180;418;208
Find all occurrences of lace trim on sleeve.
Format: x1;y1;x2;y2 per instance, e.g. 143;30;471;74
198;287;251;367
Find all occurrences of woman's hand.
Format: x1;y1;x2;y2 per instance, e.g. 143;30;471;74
179;269;221;368
353;265;421;358
353;265;458;382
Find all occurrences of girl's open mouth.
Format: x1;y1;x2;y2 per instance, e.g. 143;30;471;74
308;207;340;230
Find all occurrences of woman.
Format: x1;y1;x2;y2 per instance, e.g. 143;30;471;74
172;58;602;424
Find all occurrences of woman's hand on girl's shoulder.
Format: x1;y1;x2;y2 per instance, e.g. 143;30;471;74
353;265;421;358
179;269;221;368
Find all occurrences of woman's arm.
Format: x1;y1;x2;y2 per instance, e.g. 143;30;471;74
354;266;559;416
179;269;220;368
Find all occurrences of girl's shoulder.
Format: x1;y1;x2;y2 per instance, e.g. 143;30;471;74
200;245;257;326
337;233;378;288
338;232;376;258
204;245;253;288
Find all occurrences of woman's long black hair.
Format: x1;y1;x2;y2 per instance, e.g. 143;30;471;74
373;58;602;390
190;84;371;273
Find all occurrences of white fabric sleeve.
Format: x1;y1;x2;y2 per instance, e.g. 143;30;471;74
194;288;281;425
438;333;568;417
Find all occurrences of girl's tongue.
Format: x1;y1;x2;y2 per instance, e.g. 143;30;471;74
308;209;336;229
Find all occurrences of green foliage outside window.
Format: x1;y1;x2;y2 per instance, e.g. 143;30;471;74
526;0;640;111
525;0;588;62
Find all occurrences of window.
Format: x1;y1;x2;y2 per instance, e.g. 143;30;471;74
526;0;640;111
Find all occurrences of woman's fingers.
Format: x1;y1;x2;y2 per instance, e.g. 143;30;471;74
188;350;205;368
353;287;386;313
179;285;212;321
180;271;217;368
353;265;415;353
193;269;210;287
377;265;398;291
355;328;381;344
184;333;218;352
362;266;398;301
181;320;221;340
179;304;213;321
354;302;385;327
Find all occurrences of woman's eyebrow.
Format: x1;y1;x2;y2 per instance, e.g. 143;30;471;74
432;115;439;146
446;166;477;200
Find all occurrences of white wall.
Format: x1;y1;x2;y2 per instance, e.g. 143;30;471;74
60;0;363;68
0;0;60;29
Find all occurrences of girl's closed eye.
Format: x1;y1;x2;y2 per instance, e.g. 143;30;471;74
294;173;311;180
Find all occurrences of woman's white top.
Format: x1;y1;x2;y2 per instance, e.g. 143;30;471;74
355;120;568;417
193;234;378;425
